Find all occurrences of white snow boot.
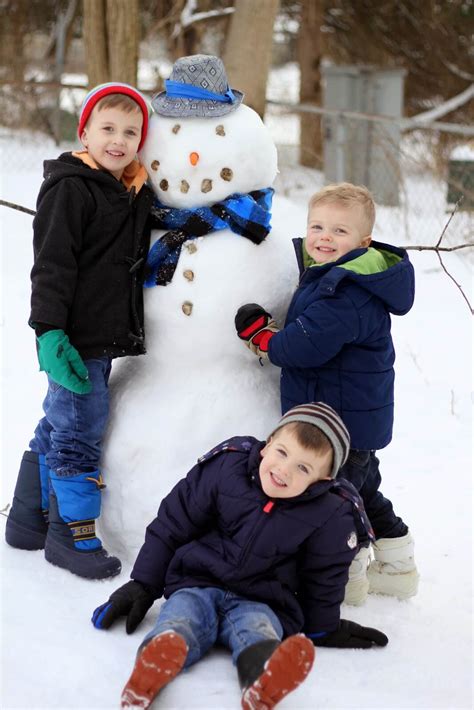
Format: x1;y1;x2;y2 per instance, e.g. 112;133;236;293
343;545;371;606
368;531;419;599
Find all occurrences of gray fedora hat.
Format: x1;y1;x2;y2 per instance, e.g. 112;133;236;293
151;54;244;118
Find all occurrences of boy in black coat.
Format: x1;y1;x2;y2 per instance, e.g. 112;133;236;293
5;83;155;579
92;403;387;710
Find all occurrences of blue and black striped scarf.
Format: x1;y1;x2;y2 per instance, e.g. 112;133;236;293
144;188;274;287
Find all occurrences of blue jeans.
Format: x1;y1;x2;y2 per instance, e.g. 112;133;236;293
30;357;112;475
338;450;408;540
141;587;283;667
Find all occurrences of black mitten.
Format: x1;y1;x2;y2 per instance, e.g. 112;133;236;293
235;303;279;357
91;580;157;634
313;620;388;649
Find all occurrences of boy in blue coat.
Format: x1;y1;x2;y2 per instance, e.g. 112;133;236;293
235;183;419;605
92;403;387;710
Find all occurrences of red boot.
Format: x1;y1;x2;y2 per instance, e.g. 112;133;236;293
239;634;315;710
121;631;188;709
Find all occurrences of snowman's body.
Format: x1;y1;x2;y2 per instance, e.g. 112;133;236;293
101;105;299;558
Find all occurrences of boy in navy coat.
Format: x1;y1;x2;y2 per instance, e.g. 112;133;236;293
235;183;419;605
92;403;387;710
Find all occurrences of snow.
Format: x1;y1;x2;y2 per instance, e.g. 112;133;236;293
1;120;473;710
450;145;474;161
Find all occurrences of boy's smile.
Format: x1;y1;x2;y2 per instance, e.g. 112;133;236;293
259;426;332;499
80;106;143;180
305;202;372;264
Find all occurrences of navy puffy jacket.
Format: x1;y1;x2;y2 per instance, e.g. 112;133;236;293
131;438;362;637
268;240;415;450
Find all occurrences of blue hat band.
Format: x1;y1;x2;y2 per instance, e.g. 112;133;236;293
165;80;236;104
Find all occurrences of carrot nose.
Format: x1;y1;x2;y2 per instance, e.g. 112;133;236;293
189;152;199;166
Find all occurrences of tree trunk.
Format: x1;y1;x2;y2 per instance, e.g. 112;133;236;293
83;0;109;87
106;0;139;85
83;0;139;89
223;0;279;118
1;1;27;83
298;0;324;168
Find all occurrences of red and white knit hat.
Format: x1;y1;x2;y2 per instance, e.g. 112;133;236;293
78;82;149;151
270;402;350;478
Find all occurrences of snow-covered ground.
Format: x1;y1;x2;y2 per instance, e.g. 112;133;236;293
1;130;472;710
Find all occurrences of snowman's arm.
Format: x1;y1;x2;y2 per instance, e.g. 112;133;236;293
268;294;359;369
130;460;221;593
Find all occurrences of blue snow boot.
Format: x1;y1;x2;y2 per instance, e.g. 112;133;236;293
5;451;49;550
44;470;121;580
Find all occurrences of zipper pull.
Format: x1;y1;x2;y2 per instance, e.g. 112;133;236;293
263;501;274;514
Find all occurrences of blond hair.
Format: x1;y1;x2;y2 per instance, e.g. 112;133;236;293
308;182;376;234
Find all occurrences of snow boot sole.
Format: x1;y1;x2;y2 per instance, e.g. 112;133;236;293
121;631;188;708
44;534;121;579
241;634;315;710
5;517;47;550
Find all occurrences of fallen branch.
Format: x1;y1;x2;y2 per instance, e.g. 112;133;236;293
1;196;472;312
0;199;35;216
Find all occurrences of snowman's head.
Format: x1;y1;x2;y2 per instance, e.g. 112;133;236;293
140;104;278;208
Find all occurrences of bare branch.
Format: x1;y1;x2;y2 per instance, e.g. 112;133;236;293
0;199;36;216
0;196;471;312
180;6;234;29
404;243;474;253
435;196;463;248
442;60;474;83
405;84;474;126
403;197;473;315
435;249;473;315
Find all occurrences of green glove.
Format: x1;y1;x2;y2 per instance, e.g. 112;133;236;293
36;329;92;394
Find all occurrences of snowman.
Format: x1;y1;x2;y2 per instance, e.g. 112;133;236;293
101;55;299;558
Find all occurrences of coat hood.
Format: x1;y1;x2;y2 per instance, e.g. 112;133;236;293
294;238;415;316
38;151;148;209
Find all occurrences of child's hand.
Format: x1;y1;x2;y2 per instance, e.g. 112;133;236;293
311;620;388;649
235;303;279;358
36;329;92;394
91;580;156;634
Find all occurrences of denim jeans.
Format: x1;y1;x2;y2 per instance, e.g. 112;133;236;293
30;357;112;475
338;450;408;540
141;587;283;667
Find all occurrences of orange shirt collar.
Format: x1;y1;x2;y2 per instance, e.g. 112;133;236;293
72;150;148;193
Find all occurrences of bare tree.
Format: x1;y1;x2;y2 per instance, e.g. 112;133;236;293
82;0;139;88
223;0;279;117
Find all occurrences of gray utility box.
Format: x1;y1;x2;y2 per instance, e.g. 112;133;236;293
322;65;406;206
447;146;474;210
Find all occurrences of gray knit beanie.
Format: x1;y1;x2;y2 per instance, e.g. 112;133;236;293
270;402;350;479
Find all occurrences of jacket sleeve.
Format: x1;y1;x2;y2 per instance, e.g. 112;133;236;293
30;178;90;330
298;500;358;635
268;292;360;369
130;458;222;595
